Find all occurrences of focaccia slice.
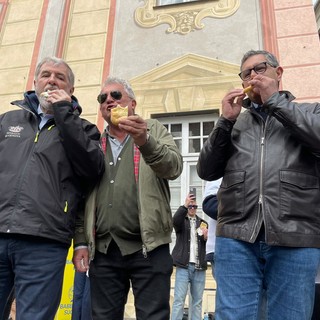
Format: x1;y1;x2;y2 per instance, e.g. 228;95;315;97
111;105;128;125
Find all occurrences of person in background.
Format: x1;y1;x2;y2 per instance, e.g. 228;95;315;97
71;271;92;320
202;179;221;279
203;178;267;320
72;76;183;320
171;193;208;320
0;57;105;320
197;49;320;320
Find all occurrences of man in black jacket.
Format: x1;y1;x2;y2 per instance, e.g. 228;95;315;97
171;193;208;320
0;57;105;320
197;50;320;320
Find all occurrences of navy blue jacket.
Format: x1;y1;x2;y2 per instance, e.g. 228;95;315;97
0;91;105;245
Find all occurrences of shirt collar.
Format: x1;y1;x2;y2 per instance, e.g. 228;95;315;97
37;105;53;119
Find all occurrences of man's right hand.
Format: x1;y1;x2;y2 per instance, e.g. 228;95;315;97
72;247;89;273
221;89;245;121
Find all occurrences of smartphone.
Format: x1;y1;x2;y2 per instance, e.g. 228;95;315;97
189;187;197;200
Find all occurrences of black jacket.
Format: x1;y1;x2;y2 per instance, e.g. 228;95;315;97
197;91;320;248
0;91;105;245
172;206;207;270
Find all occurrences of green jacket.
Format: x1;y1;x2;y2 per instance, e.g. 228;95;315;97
74;118;183;259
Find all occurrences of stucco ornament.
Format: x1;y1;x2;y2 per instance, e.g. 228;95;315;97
135;0;240;35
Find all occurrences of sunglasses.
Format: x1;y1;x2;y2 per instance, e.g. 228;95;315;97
188;205;198;209
97;91;122;104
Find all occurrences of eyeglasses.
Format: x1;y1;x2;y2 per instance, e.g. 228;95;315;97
97;91;122;104
238;61;274;81
188;205;198;209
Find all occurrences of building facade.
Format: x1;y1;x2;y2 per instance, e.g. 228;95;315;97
0;0;319;318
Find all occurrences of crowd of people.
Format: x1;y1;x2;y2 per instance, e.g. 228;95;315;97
1;49;319;320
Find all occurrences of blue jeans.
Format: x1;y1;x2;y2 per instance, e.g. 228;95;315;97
215;237;320;320
0;235;69;320
171;264;206;320
72;271;92;320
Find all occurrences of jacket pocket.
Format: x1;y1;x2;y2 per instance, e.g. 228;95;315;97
279;170;320;222
218;171;246;219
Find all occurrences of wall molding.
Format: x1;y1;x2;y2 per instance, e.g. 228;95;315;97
135;0;240;35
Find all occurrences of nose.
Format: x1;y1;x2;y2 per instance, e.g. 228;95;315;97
47;73;58;85
249;68;258;79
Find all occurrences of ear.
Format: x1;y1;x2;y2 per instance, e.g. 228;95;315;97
131;99;137;111
69;86;75;96
276;66;283;82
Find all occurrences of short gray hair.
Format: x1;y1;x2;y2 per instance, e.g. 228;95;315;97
103;77;136;100
240;50;279;70
35;57;75;86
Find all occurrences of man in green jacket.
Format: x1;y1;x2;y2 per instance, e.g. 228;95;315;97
73;76;183;320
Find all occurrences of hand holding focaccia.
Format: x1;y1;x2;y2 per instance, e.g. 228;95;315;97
197;221;208;237
111;105;128;125
40;90;52;99
200;221;208;230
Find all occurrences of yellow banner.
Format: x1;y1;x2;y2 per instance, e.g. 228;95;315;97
54;247;75;320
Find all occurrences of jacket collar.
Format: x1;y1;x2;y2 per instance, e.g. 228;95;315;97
10;90;82;115
242;90;295;110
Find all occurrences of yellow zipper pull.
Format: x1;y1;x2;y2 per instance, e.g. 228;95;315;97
64;201;68;213
34;131;39;142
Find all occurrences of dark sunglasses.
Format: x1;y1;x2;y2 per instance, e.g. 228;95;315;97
97;91;122;104
188;205;198;209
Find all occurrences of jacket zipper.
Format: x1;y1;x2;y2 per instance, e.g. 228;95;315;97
249;115;269;242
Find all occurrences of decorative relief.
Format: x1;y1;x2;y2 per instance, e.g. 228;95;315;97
135;0;240;35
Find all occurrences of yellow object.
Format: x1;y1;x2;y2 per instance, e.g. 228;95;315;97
54;246;75;319
243;85;253;94
111;105;128;125
200;222;207;229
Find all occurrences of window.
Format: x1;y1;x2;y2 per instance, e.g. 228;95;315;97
160;113;217;214
159;113;218;250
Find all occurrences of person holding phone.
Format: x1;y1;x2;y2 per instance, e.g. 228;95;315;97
171;193;208;320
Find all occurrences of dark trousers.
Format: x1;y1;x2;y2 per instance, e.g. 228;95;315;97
311;284;320;320
90;241;173;320
72;271;92;320
3;288;14;320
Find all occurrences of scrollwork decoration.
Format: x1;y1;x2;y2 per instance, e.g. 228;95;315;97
135;0;240;35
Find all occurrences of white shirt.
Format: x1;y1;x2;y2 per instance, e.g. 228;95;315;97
203;178;222;255
189;216;197;263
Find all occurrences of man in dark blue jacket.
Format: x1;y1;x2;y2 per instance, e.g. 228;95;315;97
0;57;105;320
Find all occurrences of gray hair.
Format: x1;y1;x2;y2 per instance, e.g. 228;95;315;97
103;76;136;100
35;57;75;86
240;50;279;70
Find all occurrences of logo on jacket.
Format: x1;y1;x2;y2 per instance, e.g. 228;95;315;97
5;125;24;138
